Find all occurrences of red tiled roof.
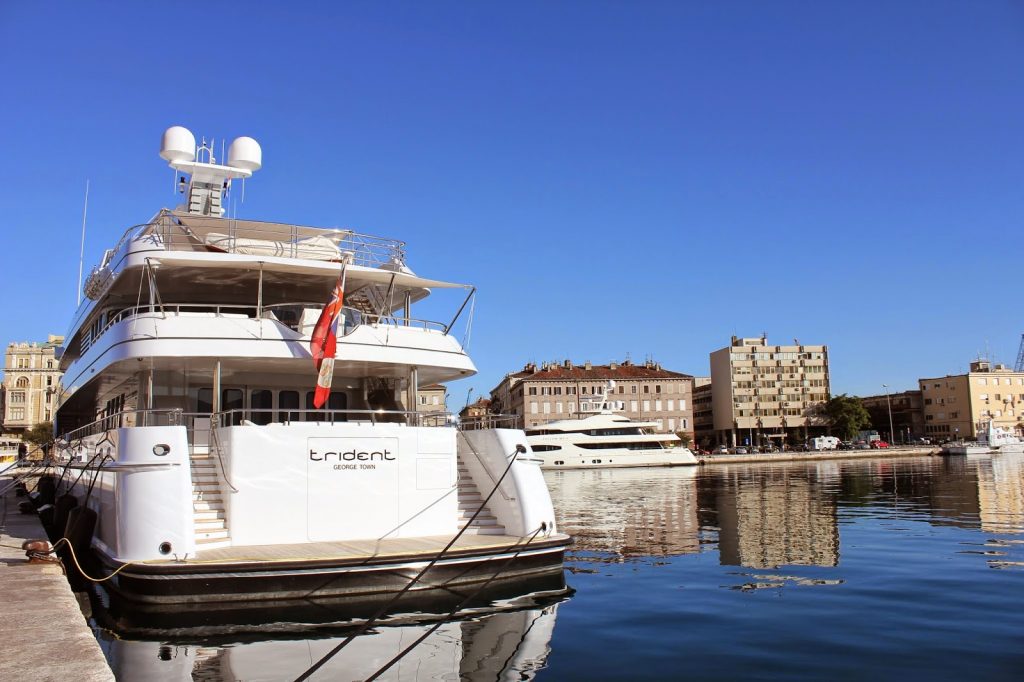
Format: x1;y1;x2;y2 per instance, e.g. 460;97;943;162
513;364;692;381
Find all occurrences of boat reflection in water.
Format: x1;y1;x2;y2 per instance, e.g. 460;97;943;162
976;452;1024;535
91;573;569;681
544;466;701;560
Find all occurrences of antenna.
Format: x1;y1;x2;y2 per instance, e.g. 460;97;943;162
1014;334;1024;373
76;179;90;306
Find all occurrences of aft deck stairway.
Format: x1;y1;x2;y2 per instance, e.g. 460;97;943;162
189;450;232;551
456;461;506;535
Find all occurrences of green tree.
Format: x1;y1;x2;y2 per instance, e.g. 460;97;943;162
676;432;693;448
23;422;53;447
824;394;871;440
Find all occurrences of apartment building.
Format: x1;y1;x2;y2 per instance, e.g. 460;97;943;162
919;360;1024;440
710;335;830;448
489;358;694;436
1;335;65;438
858;390;924;444
692;378;714;449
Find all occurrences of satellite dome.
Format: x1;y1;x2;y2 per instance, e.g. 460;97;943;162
160;126;196;163
228;136;262;171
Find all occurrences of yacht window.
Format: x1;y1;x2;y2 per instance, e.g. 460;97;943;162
251;390;273;425
328;392;348;421
304;391;348;421
223;389;244;425
279;391;300;422
197;388;213;414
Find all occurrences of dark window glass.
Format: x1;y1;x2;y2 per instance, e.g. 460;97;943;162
278;391;300;423
251;390;273;425
223;388;244;425
197;388;213;414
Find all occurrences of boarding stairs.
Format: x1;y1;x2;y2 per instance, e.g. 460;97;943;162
456;461;506;535
189;419;232;551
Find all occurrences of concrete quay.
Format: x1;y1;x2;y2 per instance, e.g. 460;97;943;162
0;474;114;682
698;445;941;466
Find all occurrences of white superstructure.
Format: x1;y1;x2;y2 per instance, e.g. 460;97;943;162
49;126;568;604
525;384;698;469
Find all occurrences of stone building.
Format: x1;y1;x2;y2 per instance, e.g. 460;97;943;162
858;389;924;444
415;383;448;424
489;358;694;436
1;335;65;439
919;360;1024;440
710;335;830;448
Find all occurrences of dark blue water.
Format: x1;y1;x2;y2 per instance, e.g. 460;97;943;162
544;454;1024;681
93;453;1024;680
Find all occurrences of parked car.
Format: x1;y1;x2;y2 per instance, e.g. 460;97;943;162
855;441;871;450
733;447;749;455
871;440;891;449
714;445;729;455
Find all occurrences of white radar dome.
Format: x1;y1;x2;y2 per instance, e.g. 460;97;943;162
228;136;262;171
160;126;196;163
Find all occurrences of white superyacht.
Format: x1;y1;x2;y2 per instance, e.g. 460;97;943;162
49;126;569;606
525;383;698;469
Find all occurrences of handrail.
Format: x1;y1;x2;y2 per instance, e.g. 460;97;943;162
58;408;185;442
210;407;455;429
456;428;514;502
79;301;452;355
460;413;521;430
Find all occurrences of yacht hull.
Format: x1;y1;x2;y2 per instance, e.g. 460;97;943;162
91;535;570;605
538;448;698;469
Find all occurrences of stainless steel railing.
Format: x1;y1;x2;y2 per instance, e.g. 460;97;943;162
211;408;455;429
78;301;451;355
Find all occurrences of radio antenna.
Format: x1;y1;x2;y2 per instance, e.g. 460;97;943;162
76;179;90;306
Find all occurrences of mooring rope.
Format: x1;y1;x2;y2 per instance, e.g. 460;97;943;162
293;441;529;682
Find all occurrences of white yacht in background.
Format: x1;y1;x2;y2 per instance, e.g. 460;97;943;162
49;126;569;606
942;421;1024;456
525;384;698;469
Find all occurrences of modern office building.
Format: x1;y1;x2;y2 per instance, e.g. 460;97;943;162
1;335;65;438
709;335;830;448
858;389;924;444
489;358;694;436
919;360;1024;440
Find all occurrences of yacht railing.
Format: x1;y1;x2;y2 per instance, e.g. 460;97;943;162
106;213;406;269
78;301;450;355
459;413;521;430
211;408;455;429
59;408;187;443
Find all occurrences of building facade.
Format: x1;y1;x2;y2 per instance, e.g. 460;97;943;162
1;335;65;438
489;359;694;436
858;389;924;444
710;336;830;448
692;378;714;450
919;360;1024;440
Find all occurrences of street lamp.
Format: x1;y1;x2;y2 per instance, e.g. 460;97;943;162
882;384;895;445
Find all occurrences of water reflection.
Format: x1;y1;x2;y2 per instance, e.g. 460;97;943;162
91;575;569;681
702;466;840;568
547;453;1024;572
98;604;560;681
976;453;1024;535
544;467;701;559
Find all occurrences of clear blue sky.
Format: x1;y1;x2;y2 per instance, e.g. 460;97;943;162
2;1;1022;402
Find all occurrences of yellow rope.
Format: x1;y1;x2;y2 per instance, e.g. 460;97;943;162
47;538;136;583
